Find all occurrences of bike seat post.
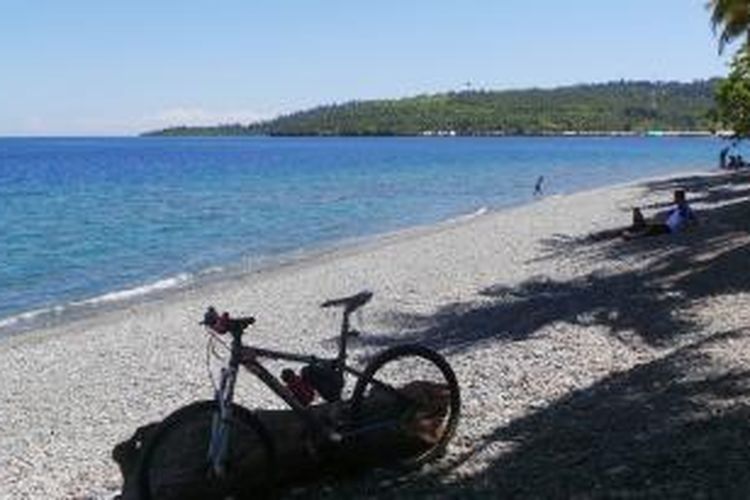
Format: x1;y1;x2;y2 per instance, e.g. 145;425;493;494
337;309;351;365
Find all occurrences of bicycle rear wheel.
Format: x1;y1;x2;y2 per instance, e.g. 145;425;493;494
137;400;274;500
350;344;461;468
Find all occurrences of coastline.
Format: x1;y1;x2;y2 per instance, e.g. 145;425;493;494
1;135;723;335
4;165;750;498
0;165;718;342
0;206;495;340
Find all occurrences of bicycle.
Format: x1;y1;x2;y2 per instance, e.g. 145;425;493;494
136;291;461;500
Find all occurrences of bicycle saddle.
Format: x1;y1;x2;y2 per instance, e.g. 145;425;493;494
320;290;373;313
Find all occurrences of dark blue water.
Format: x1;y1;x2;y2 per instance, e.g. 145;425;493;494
0;136;722;330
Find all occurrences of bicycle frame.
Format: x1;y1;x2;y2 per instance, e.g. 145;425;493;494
137;292;459;495
207;317;369;475
239;343;369;437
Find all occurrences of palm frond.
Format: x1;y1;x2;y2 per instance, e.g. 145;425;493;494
708;0;750;53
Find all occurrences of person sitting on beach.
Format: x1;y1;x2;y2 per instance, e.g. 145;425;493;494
729;154;740;170
728;153;749;170
623;189;697;239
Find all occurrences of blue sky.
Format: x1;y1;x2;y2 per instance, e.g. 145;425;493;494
0;0;735;135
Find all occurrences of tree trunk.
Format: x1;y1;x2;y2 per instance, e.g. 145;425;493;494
113;381;450;499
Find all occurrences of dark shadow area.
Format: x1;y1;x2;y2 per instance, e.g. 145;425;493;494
536;171;750;262
644;171;750;206
366;269;695;352
361;171;750;353
300;330;750;498
386;330;750;498
293;172;750;497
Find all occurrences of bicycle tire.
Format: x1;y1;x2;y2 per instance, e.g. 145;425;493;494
350;344;461;469
136;400;275;500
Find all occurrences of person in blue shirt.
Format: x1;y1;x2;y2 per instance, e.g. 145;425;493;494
623;189;697;239
665;189;697;232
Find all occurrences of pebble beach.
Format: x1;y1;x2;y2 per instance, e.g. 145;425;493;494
3;168;750;499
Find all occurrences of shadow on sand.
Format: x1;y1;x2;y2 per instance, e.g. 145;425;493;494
316;171;750;497
387;329;750;498
360;171;750;353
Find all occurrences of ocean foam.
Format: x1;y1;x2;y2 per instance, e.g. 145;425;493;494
72;274;192;307
449;206;490;223
0;273;193;334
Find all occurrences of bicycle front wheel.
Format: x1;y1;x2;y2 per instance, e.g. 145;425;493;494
137;400;274;500
350;344;461;468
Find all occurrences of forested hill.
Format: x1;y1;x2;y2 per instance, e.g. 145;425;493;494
146;80;721;137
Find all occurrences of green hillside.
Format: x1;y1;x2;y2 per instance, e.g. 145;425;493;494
146;80;721;137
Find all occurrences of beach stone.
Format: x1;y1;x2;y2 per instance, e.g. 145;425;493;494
4;171;750;498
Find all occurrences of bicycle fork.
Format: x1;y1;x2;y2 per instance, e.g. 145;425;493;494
208;366;237;478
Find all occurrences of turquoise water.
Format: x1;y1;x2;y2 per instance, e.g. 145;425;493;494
0;136;721;331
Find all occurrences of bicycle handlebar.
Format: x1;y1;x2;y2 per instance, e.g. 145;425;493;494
201;306;255;335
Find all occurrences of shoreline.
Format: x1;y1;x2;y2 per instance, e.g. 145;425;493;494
0;166;717;342
143;131;724;138
5;165;750;499
4;165;749;498
0;205;496;340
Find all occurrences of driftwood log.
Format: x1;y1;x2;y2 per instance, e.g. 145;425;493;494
113;381;450;499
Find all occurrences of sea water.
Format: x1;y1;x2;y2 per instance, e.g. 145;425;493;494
0;136;723;332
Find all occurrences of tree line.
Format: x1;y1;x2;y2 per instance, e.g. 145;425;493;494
145;80;720;137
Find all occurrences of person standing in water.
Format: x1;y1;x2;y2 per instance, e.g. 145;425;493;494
534;175;544;196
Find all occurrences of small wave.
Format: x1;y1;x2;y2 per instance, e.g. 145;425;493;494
450;206;490;222
0;306;63;330
72;274;192;307
198;266;226;276
0;274;193;335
